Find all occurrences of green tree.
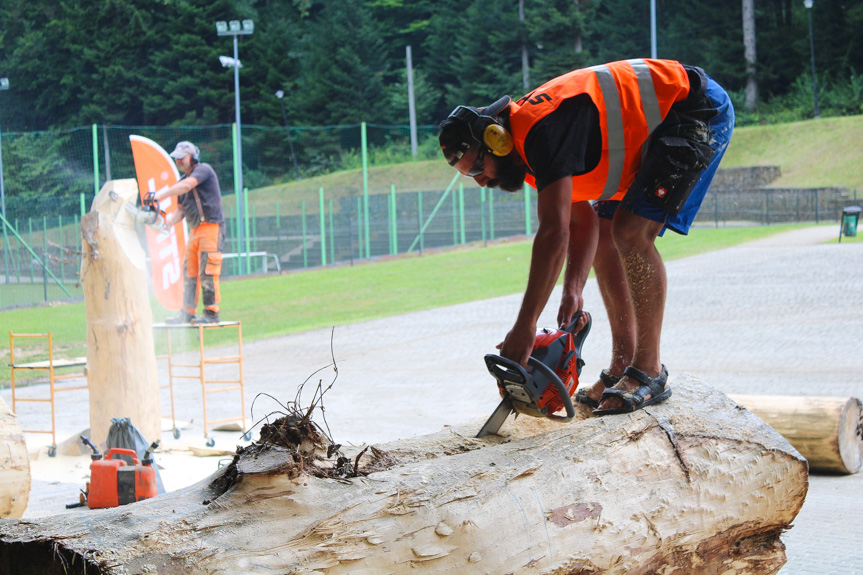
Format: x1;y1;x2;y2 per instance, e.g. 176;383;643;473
292;2;393;125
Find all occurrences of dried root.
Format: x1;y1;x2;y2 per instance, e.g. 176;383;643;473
217;328;398;490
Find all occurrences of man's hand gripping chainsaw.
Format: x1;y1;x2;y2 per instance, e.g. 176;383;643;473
138;192;168;231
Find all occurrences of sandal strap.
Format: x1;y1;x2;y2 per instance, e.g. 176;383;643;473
622;364;668;396
598;369;621;388
599;387;646;407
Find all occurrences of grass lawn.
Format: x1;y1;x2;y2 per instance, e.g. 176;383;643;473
0;222;826;384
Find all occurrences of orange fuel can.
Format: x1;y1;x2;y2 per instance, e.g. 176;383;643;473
87;448;158;509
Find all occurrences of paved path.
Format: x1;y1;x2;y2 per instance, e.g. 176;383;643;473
5;224;862;573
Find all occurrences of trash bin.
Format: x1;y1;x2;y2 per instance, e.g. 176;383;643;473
841;206;861;239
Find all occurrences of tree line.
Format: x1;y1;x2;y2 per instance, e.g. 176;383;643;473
1;0;862;134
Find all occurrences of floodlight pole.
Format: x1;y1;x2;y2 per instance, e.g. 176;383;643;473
0;77;8;219
217;20;253;274
803;0;820;119
275;91;300;181
650;0;657;58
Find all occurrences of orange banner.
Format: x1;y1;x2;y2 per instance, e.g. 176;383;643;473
129;135;187;310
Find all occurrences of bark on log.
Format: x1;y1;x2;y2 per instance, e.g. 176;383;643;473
80;180;161;445
729;394;863;474
0;398;30;519
0;375;808;575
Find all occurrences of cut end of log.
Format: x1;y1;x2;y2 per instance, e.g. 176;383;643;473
729;394;863;474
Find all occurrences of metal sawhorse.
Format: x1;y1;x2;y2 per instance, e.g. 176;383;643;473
8;332;88;456
153;321;247;446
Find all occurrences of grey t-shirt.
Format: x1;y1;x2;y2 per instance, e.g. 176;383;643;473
179;163;224;228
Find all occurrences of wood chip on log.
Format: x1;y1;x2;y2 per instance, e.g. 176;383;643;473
0;374;808;575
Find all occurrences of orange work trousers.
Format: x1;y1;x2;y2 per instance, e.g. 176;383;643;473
182;222;225;315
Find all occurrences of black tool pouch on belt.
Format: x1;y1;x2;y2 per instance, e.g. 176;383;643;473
640;68;718;215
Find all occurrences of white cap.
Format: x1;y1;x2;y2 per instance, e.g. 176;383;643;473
169;141;199;160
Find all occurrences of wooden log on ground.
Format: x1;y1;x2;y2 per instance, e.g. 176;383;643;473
0;398;30;519
0;375;808;575
80;180;161;445
729;394;863;474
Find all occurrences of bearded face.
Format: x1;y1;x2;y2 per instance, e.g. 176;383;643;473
490;155;529;192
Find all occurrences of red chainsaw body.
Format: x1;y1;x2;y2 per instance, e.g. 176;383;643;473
532;326;579;415
495;325;580;417
87;448;158;509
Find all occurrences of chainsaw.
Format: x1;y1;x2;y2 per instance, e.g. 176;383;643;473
108;190;167;231
476;311;592;438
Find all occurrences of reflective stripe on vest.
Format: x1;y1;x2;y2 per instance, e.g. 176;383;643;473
509;59;689;202
591;59;664;199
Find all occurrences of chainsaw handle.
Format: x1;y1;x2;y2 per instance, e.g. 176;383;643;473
484;354;529;387
104;448;140;464
484;354;576;420
527;357;576;420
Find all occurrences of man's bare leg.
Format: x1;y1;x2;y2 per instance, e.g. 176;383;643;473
583;218;636;404
596;209;666;411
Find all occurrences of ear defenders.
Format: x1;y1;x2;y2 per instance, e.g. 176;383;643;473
482;122;514;157
447;104;514;157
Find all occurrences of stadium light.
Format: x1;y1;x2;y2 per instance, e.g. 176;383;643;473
215;20;253;274
219;55;242;69
803;0;820;119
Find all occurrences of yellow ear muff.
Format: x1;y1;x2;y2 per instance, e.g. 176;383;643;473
483;123;514;156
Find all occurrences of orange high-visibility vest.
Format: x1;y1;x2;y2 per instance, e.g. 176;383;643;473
509;59;691;201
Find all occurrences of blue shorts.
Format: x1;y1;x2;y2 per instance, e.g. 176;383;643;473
593;76;735;235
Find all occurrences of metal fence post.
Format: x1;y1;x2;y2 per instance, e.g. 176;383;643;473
42;216;47;300
251;204;258;254
814;189;819;223
451;186;457;246
417;191;424;255
302;200;307;269
244;188;251;273
481;186;487;246
92;124;99;200
361;122;370;258
319;187;327;266
389;184;397;255
356;196;363;259
489;188;495;240
58;214;64;282
458;182;465;245
27;218;33;283
329;198;335;265
713;191;719;228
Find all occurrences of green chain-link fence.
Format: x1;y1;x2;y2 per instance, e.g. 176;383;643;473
0;121;858;310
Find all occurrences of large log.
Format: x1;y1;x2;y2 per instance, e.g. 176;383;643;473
729;394;863;474
0;398;29;519
80;180;161;445
0;375;808;575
